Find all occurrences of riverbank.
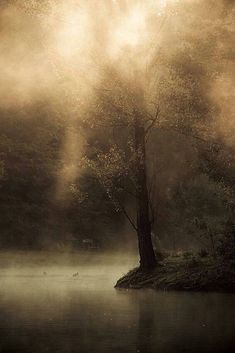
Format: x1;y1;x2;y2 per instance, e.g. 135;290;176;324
115;254;235;292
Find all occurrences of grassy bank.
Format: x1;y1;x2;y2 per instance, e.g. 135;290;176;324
115;253;235;292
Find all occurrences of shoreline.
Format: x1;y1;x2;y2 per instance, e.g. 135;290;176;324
115;255;235;292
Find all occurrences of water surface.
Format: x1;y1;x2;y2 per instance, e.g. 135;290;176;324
0;252;234;353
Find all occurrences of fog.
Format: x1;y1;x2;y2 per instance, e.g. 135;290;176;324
0;250;234;353
0;0;234;253
0;0;233;195
0;2;234;352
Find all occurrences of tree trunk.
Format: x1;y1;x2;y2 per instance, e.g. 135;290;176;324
134;114;157;271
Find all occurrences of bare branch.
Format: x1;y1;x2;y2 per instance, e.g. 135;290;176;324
145;106;160;135
99;181;137;232
157;126;221;150
117;200;137;231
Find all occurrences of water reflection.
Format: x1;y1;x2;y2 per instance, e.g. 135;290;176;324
0;253;235;353
137;294;154;353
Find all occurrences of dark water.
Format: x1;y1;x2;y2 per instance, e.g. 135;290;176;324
0;252;235;353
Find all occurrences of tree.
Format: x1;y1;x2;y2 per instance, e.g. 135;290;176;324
80;0;233;269
83;71;160;270
134;107;157;270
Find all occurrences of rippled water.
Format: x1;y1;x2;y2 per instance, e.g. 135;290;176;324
0;252;234;353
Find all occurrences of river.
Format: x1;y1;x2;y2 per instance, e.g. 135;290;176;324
0;251;234;353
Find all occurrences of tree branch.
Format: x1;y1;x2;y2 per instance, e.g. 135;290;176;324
118;202;138;232
157;126;221;150
145;106;160;135
101;183;138;232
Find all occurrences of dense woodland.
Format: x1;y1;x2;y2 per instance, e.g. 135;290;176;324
0;1;234;265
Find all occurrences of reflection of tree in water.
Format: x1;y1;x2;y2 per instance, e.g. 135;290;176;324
136;297;154;353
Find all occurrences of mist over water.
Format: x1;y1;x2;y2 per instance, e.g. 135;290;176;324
0;251;234;353
0;1;234;352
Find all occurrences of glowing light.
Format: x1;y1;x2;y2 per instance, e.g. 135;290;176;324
54;9;91;59
108;1;168;58
113;6;147;50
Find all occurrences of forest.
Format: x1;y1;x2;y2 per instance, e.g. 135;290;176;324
0;0;234;289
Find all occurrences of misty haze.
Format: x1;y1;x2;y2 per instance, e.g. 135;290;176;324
0;1;234;353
